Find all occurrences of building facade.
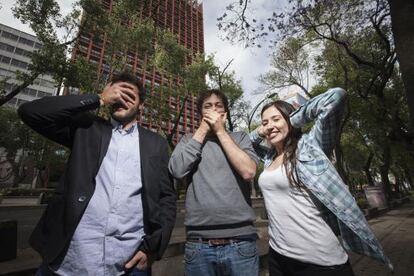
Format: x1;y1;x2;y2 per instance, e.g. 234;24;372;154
0;23;56;108
280;90;309;108
73;0;204;143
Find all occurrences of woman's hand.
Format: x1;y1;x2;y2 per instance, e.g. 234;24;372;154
256;125;266;138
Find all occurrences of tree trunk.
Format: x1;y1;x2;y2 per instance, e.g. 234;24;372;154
363;152;375;187
166;95;188;150
403;164;413;190
227;111;234;132
389;0;414;131
379;142;393;201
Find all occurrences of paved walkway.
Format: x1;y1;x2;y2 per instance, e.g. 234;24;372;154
349;200;414;276
1;200;413;275
258;199;414;276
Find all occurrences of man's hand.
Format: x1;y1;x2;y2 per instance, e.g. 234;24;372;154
100;82;137;108
203;111;226;135
125;250;148;271
192;120;211;144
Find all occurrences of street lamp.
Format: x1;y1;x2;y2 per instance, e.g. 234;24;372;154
247;92;277;131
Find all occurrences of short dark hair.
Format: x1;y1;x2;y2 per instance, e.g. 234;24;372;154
196;89;229;114
111;71;146;102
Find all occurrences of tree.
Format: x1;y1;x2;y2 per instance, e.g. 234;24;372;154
3;0;214;151
206;57;251;131
219;0;414;199
150;53;215;148
260;37;312;97
0;106;68;187
219;0;414;133
388;0;414;132
313;39;413;199
1;0;190;103
1;0;103;104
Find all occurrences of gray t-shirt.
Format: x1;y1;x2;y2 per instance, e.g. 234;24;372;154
169;131;259;238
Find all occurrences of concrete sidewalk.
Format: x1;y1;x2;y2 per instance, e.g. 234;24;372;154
1;199;413;275
0;224;270;276
349;199;414;276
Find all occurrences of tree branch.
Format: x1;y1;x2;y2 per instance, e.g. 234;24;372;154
0;72;40;106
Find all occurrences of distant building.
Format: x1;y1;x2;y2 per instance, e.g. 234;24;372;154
280;90;308;108
0;23;57;108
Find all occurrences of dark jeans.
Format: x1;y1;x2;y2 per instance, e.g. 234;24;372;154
268;247;355;276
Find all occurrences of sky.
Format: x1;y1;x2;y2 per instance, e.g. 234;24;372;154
0;0;285;107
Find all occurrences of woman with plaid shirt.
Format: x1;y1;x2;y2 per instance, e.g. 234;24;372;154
250;88;392;276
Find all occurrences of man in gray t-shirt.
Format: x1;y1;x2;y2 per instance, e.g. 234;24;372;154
169;89;259;276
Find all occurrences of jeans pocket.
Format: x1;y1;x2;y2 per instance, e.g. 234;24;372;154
236;241;257;258
184;243;199;264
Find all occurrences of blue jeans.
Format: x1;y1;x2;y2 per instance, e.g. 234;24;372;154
184;240;259;276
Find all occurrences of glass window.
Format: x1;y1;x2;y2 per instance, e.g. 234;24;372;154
18;37;35;47
0;42;15;53
14;47;32;57
16;98;28;106
1;31;18;41
37;91;49;97
11;58;28;69
0;55;11;64
40;79;56;88
23;87;37;96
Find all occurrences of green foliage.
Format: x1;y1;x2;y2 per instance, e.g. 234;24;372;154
154;32;188;76
222;0;414;196
206;56;251;131
3;0;224;150
1;0;195;102
260;37;312;97
0;106;68;187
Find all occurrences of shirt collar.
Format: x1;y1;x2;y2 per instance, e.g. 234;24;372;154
110;118;138;135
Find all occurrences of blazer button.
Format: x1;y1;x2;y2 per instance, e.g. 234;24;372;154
78;196;87;202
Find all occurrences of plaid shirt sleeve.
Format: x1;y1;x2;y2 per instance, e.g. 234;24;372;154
289;88;393;270
290;88;347;157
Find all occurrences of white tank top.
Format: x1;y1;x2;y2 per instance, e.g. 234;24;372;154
258;165;348;266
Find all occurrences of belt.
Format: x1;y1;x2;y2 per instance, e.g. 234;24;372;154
187;238;243;246
186;221;253;231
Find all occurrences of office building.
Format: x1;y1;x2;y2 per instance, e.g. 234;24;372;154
73;0;204;142
0;23;56;108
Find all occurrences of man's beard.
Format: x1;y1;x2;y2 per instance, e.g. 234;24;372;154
111;106;138;124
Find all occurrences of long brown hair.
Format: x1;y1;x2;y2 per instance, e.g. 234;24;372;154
261;101;303;188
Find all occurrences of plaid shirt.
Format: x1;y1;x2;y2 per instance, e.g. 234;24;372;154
250;88;393;270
